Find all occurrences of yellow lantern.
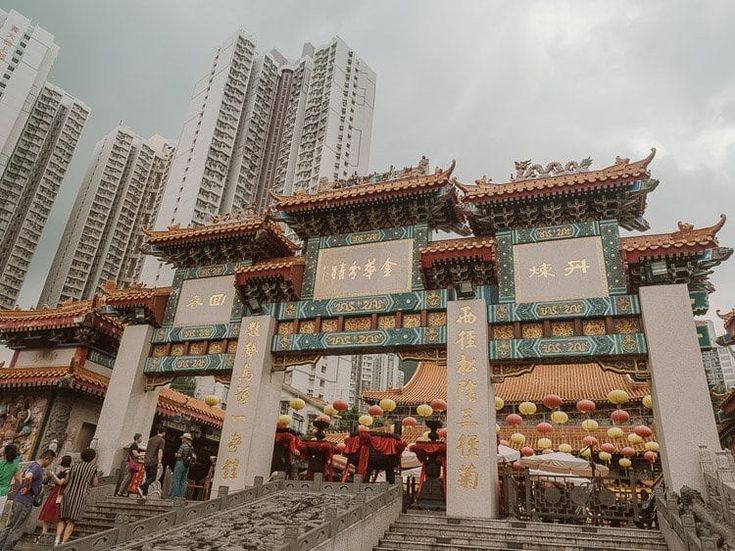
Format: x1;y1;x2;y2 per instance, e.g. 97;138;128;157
495;397;505;411
358;415;374;427
642;394;653;409
538;437;552;450
519;401;537;416
510;432;526;445
628;433;644;444
607;389;630;405
645;441;660;452
277;414;292;427
420;430;430;441
324;404;338;416
204;394;220;407
379;398;397;412
416;404;433;418
581;419;599;432
289;398;305;411
619;458;632;469
558;443;573;454
550;410;569;425
607;426;624;439
598;451;612;463
580;448;592;459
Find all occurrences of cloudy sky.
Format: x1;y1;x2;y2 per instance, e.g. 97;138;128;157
7;0;735;325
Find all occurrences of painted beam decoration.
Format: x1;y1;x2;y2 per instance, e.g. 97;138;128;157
273;326;446;353
489;333;647;360
489;295;639;322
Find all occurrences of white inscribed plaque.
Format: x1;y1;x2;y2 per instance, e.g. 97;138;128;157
312;239;414;300
513;236;609;304
173;275;236;326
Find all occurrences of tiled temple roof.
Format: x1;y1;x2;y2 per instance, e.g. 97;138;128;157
460;149;656;202
157;387;224;428
272;161;457;211
98;281;172;327
363;362;650;406
0;299;122;336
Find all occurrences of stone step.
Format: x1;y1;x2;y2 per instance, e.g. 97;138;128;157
380;531;668;551
391;520;666;543
376;543;660;551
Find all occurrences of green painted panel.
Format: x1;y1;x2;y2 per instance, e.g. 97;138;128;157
144;353;235;374
489;333;647;360
489;295;639;322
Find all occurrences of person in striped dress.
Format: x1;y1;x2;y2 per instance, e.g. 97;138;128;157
55;448;98;545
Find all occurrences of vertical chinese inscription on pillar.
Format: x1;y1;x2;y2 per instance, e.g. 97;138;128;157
447;299;497;518
212;316;272;492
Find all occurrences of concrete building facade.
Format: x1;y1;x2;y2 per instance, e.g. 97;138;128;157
702;319;735;390
140;33;375;287
0;83;89;309
39;127;174;306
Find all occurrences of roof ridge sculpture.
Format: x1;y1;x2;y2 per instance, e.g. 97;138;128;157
622;214;727;251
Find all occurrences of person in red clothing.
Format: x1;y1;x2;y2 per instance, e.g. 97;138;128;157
38;455;72;539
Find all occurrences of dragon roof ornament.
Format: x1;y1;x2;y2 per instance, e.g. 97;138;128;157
512;157;593;181
314;155;432;194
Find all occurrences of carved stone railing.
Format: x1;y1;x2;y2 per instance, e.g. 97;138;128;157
44;475;401;551
654;446;735;551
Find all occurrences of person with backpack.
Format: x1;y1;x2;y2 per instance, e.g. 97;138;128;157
0;448;56;551
171;433;194;498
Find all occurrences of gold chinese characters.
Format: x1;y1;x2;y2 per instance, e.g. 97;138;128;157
528;259;591;279
329;257;398;281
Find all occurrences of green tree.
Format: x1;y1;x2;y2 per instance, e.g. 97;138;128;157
337;405;360;432
170;376;196;397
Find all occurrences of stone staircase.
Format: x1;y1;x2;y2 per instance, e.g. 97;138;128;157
374;512;669;551
17;496;176;549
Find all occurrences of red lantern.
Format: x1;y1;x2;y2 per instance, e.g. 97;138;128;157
582;436;598;447
499;439;510;447
430;398;447;412
437;428;447;439
316;414;331;424
536;422;553;434
600;442;616;454
333;400;349;413
506;413;523;426
644;451;658;463
521;446;534;457
611;409;630;424
622;446;636;458
576;399;596;414
634;425;653;438
512;461;525;471
367;405;383;417
543;394;562;409
336;442;346;452
402;416;418;427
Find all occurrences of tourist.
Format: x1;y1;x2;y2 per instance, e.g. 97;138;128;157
56;448;98;545
38;455;72;540
126;443;146;497
171;433;194;498
116;432;143;497
139;427;166;497
0;448;56;551
0;445;20;516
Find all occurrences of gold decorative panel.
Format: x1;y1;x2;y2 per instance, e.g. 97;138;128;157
521;323;543;339
378;315;396;329
208;341;225;355
152;344;168;357
321;319;339;333
227;340;238;354
427;312;447;327
299;320;316;334
615;318;639;334
493;324;514;340
402;313;421;328
278;322;295;335
171;343;187;356
551;321;575;337
344;316;372;331
189;341;208;355
582;319;606;336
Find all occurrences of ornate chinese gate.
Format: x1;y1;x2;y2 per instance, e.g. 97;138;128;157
94;152;730;519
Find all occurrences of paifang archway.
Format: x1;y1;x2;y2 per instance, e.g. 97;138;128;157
97;152;730;519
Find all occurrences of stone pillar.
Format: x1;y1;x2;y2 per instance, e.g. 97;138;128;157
37;394;74;454
639;284;721;494
446;299;497;518
93;324;160;474
212;314;281;492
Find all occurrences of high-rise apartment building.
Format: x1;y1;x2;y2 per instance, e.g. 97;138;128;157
0;10;89;310
701;319;735;390
140;33;375;286
0;9;59;178
39;127;174;306
0;83;89;309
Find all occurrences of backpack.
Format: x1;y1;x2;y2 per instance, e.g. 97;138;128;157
182;447;196;467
